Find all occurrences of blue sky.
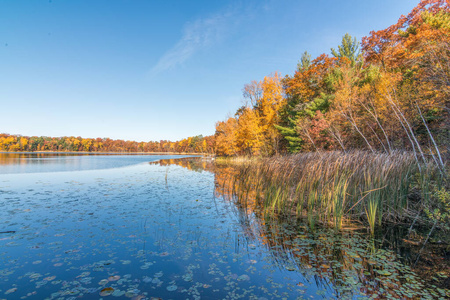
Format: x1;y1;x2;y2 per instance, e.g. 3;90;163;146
0;0;420;142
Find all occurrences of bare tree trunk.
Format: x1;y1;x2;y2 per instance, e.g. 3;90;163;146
358;98;392;152
342;112;375;153
302;128;322;158
386;91;427;164
327;124;347;152
388;100;422;172
415;102;445;173
366;121;388;152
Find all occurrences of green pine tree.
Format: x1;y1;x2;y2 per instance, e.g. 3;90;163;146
331;33;360;63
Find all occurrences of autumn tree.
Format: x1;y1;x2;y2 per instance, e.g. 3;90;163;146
215;117;238;156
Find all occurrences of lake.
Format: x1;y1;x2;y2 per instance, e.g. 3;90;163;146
0;153;446;299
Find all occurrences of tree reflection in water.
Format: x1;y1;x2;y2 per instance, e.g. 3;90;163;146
152;157;449;299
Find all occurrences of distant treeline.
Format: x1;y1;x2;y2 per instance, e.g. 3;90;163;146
0;133;214;154
214;0;449;165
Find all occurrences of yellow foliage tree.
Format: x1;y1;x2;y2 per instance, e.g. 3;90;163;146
215;117;238;156
236;107;264;156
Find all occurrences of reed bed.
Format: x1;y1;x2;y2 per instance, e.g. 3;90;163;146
221;151;439;233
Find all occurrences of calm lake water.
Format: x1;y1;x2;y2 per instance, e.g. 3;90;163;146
0;153;446;299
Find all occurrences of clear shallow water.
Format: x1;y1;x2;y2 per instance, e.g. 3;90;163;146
0;154;446;299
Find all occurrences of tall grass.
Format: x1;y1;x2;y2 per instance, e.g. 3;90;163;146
220;151;438;233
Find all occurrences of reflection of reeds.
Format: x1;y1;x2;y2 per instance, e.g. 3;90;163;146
233;214;437;299
218;151;438;233
217;171;446;298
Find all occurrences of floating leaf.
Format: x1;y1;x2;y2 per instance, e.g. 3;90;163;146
112;290;126;297
43;276;56;281
99;287;114;296
286;265;296;271
237;274;250;281
166;285;177;291
5;288;17;294
182;274;193;282
376;270;392;276
108;275;120;281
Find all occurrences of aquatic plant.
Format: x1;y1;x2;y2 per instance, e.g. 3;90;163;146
218;151;439;233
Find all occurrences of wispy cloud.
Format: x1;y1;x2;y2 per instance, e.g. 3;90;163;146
149;11;233;76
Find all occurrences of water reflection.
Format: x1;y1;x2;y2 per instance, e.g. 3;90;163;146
0;153;198;174
0;152;99;164
0;155;448;300
159;157;449;299
150;157;215;173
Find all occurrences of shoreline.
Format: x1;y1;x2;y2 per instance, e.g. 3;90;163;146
0;151;212;156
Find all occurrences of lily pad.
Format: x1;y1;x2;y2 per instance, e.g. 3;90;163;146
166;285;177;291
99;287;114;296
108;275;120;281
285;265;296;271
376;270;392;276
237;274;250;281
98;279;109;285
5;288;17;295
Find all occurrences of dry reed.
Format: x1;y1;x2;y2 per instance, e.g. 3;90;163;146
220;151;438;233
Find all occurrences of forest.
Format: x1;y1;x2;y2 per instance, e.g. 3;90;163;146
0;133;214;154
215;0;449;169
